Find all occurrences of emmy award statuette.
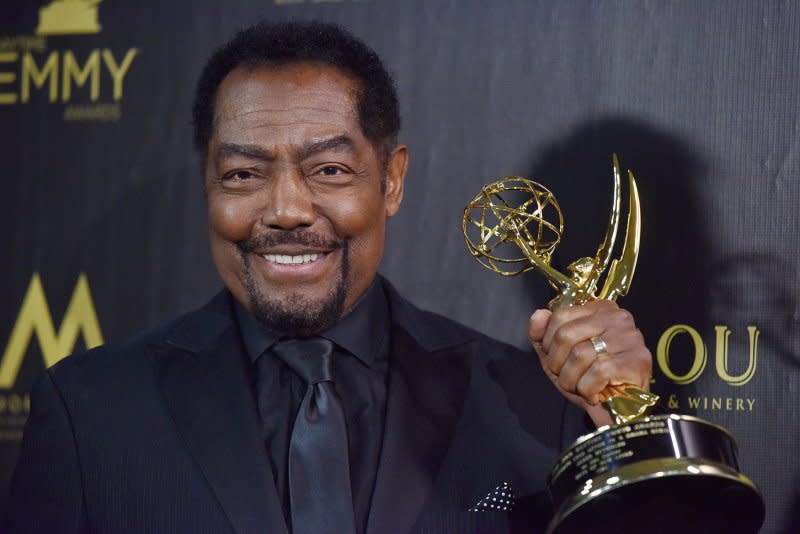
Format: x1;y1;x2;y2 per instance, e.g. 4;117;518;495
462;156;765;533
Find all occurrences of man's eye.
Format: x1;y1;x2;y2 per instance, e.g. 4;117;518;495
224;170;253;181
320;166;342;176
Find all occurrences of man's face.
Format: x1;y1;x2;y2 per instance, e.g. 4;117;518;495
205;62;407;335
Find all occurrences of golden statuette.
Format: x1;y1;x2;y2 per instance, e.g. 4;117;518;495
462;155;764;533
462;154;658;424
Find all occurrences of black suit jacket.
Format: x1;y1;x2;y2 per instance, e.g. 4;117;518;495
7;279;585;533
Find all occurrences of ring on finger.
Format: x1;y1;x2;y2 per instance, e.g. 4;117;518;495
590;336;608;355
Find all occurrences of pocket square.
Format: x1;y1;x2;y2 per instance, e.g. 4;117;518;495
468;482;515;512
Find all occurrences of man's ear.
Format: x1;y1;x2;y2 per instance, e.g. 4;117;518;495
384;144;408;217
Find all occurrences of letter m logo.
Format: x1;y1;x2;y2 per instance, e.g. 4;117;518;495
0;273;103;389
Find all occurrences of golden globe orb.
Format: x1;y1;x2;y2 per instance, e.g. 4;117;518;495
462;177;564;276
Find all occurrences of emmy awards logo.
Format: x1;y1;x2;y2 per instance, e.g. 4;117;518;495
462;156;764;533
36;0;103;36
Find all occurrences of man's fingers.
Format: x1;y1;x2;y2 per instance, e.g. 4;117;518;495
541;299;621;350
554;340;598;394
544;315;605;376
575;355;613;405
527;309;552;345
576;349;653;404
541;304;594;350
540;300;628;376
529;298;651;409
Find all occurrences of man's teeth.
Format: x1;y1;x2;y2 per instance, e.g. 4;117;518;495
262;253;322;265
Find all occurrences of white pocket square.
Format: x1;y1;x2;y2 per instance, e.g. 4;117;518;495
468;482;515;512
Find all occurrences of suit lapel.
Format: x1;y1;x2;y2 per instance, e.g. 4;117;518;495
153;292;287;534
366;320;472;534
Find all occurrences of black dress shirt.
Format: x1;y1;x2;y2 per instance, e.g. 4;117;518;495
234;281;390;534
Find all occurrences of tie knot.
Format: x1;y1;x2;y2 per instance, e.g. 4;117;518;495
271;337;334;385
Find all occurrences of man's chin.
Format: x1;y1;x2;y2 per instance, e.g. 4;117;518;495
249;291;345;337
240;240;350;337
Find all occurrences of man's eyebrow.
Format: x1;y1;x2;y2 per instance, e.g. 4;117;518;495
296;135;356;162
216;143;276;162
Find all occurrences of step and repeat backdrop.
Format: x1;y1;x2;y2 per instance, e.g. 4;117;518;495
1;0;798;531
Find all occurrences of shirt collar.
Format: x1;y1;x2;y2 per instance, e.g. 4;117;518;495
234;279;390;369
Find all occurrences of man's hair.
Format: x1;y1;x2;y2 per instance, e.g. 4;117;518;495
192;21;400;165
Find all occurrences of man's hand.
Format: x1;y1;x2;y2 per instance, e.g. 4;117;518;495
527;300;652;427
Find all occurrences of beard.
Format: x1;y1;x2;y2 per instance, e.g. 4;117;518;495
238;232;349;337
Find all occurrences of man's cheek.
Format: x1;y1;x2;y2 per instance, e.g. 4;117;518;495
209;199;253;241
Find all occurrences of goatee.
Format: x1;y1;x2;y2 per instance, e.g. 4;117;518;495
240;240;349;337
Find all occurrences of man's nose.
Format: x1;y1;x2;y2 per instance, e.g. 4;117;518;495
261;170;316;230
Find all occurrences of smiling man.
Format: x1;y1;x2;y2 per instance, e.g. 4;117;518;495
7;22;651;534
205;61;405;338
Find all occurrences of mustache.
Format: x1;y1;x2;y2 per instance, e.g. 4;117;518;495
237;231;344;253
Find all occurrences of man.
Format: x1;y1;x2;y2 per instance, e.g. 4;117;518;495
7;21;651;533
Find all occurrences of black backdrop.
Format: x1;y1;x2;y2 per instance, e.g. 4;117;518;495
1;1;798;531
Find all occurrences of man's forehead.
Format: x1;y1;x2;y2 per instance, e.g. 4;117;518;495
213;63;360;128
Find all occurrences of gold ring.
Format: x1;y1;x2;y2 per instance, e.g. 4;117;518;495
590;336;608;355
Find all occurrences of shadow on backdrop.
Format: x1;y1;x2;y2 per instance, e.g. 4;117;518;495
710;253;800;532
710;253;800;368
524;116;710;407
780;472;800;533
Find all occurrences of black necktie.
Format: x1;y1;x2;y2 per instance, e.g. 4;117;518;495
271;338;356;534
